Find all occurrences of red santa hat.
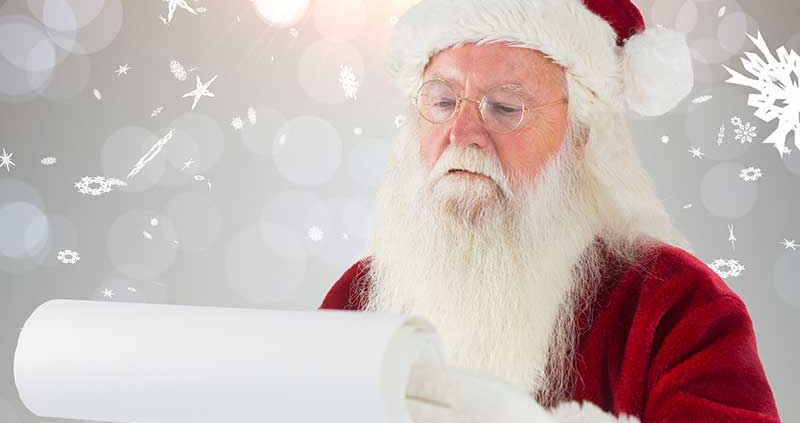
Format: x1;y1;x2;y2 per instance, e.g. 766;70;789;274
386;0;694;117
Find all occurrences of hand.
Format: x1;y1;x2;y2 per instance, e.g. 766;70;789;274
405;364;554;423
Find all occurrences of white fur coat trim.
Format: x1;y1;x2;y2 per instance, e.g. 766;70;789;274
550;401;642;423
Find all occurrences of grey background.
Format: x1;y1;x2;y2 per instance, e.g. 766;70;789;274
0;0;797;421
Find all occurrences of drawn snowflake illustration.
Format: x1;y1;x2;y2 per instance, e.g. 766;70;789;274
196;6;207;13
781;239;798;250
716;125;725;146
247;107;257;125
151;106;164;117
730;117;758;143
308;226;324;243
128;129;175;179
106;177;128;187
394;114;407;128
115;64;131;77
707;258;745;279
57;249;80;264
688;146;705;159
101;288;115;299
170;60;187;81
41;156;57;166
2;147;18;172
93;88;102;100
691;95;713;104
74;176;115;196
739;167;763;182
289;28;299;38
338;65;359;100
231;117;244;131
660;135;670;144
723;31;800;157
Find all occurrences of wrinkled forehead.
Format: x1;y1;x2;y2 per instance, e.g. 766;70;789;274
422;43;566;92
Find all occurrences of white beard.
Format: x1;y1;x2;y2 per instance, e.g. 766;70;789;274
362;117;609;403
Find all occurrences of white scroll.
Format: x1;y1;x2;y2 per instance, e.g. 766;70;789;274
13;299;449;423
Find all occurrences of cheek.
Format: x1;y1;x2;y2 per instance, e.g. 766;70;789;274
418;128;448;170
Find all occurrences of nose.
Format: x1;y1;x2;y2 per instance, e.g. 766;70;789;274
449;97;492;149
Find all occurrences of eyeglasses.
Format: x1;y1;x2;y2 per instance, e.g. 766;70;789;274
412;78;567;134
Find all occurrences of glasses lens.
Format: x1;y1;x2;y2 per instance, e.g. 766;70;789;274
416;80;458;123
481;87;526;133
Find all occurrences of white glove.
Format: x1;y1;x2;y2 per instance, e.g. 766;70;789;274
405;364;555;423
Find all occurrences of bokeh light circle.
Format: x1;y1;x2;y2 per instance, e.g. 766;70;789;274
297;39;364;105
240;107;287;157
225;222;307;305
347;136;392;187
312;0;366;41
27;0;106;31
262;190;332;257
253;0;309;28
0;201;49;259
699;161;758;219
100;126;165;192
0;14;56;71
44;0;122;55
272;115;342;186
107;209;179;281
163;191;222;253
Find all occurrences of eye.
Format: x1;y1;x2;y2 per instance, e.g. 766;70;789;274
491;103;521;114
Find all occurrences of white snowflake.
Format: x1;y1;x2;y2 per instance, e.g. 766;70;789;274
57;249;80;264
707;258;745;279
101;288;115;298
151;106;164;117
93;88;102;100
127;129;175;179
41;156;56;166
163;0;196;23
308;226;324;242
717;125;725;146
723;31;800;158
1;147;16;172
182;74;218;110
247;107;257;125
231;116;244;131
170;60;187;81
691;95;713;104
730;116;758;143
780;239;798;250
660;135;670;144
338;65;359;100
688;146;705;159
289;28;299;38
74;176;115;196
115;64;131;76
394;114;407;128
739;166;762;182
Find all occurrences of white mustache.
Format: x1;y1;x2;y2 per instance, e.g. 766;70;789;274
428;147;513;196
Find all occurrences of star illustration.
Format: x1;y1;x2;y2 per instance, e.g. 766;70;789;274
102;288;115;298
781;239;798;251
182;75;218;110
115;64;131;76
164;0;196;23
182;158;195;170
688;147;705;159
0;147;15;172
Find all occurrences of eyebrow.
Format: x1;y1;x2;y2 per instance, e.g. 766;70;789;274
427;72;536;98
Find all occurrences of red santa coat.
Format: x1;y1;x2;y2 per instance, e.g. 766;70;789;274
318;241;782;422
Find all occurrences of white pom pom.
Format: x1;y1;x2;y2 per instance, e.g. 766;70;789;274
623;26;694;116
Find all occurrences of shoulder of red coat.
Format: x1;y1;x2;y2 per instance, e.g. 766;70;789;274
619;241;746;314
318;256;372;310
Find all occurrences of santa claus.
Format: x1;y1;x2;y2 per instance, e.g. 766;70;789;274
318;0;781;421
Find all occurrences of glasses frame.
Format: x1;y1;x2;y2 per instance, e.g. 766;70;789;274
412;78;568;134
